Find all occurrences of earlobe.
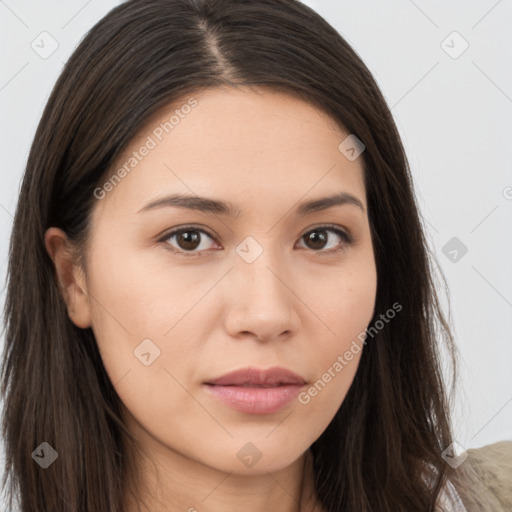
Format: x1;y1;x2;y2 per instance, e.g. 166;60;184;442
44;227;92;329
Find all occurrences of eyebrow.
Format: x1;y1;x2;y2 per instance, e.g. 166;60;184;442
137;192;365;217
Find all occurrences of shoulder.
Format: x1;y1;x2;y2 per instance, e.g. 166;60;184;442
449;440;512;511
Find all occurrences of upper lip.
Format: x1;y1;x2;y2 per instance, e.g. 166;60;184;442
204;366;306;387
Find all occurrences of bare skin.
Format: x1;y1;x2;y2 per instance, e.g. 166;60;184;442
45;85;377;512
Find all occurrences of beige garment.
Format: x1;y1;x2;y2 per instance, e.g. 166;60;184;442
451;440;512;512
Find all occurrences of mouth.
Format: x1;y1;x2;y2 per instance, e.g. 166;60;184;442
203;366;306;414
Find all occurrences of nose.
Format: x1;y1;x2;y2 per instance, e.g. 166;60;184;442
222;244;299;343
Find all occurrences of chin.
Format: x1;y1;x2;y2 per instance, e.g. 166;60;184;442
199;439;308;476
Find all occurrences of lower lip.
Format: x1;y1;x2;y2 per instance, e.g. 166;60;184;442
203;384;304;414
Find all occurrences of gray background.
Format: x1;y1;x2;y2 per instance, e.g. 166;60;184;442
1;0;511;507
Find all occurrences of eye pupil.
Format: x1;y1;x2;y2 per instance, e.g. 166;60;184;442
305;230;328;250
177;231;201;250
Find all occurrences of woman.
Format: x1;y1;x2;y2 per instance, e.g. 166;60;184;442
1;0;474;510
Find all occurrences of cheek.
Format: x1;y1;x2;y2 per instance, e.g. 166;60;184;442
86;236;174;339
85;238;216;401
297;320;367;433
310;251;377;348
298;258;376;415
88;234;216;337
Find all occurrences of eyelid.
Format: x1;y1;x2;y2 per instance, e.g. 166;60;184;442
157;223;354;257
159;224;216;241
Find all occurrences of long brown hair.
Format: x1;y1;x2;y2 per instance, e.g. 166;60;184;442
1;0;468;510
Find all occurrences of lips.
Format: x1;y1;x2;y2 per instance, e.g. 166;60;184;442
203;366;306;387
203;366;307;414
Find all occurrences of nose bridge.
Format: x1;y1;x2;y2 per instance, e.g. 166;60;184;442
224;235;297;339
235;235;290;304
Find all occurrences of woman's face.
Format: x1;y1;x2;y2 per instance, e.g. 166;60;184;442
71;86;377;475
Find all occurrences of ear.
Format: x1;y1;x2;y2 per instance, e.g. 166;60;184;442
44;227;92;329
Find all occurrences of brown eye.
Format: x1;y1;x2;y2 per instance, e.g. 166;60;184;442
298;226;353;253
161;227;217;256
304;230;328;250
174;230;201;250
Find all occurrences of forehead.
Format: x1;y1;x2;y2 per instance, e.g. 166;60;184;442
93;86;367;219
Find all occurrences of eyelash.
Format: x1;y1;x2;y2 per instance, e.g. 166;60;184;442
158;224;354;258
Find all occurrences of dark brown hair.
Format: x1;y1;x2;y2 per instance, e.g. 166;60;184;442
1;0;470;510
